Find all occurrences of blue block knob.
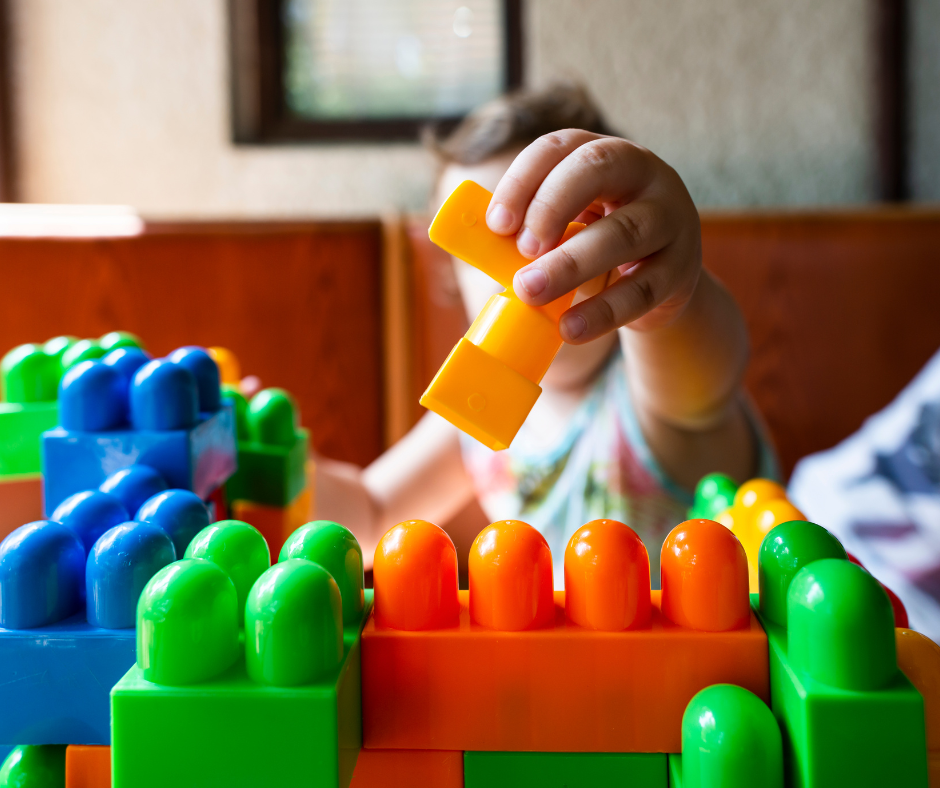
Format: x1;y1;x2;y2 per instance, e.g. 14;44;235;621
59;360;127;431
168;347;221;413
0;521;85;629
86;521;177;629
51;489;130;555
136;489;211;559
102;347;152;389
100;466;168;518
130;359;199;431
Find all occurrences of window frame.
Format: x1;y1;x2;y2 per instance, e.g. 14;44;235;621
228;0;523;144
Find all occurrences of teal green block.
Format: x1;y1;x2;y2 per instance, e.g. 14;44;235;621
225;429;309;506
111;589;372;788
0;402;58;476
463;751;667;788
754;600;927;787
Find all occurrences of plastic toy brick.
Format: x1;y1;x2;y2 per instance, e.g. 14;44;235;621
0;744;66;786
420;180;588;451
65;746;110;788
668;684;783;788
362;518;768;753
754;520;928;787
111;519;371;788
688;471;738;520
896;628;940;785
225;388;309;507
349;749;464;788
464;751;665;788
41;346;236;514
232;485;312;560
0;473;42;543
0;511;175;744
0;401;58;475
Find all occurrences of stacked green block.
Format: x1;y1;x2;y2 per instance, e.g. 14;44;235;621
464;752;667;788
0;745;66;787
0;332;144;475
688;472;738;520
111;519;370;788
224;387;309;507
753;520;928;787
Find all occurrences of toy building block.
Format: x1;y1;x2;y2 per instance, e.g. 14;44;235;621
349;749;464;788
847;551;911;627
464;751;666;788
668;684;783;788
111;519;372;788
0;512;175;745
233;485;312;560
42;346;236;514
65;746;110;788
688;472;738;520
0;744;66;786
362;518;768;753
225;387;309;507
754;520;928;787
207;346;241;385
0;473;42;544
420;180;590;451
896;628;940;785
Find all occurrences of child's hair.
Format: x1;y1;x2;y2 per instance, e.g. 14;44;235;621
425;82;615;166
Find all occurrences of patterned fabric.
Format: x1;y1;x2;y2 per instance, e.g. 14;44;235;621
459;349;779;588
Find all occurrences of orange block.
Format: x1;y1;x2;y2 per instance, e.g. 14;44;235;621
897;628;940;756
362;588;767;753
349;749;464;788
0;473;43;542
231;486;311;559
65;745;110;788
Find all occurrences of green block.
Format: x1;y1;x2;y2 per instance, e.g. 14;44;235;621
669;754;683;787
463;751;667;788
226;428;309;506
0;401;58;476
0;745;66;787
754;530;928;788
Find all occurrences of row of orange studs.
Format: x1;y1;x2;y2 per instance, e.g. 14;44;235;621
372;517;750;634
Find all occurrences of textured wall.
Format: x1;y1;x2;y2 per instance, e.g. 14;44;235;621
7;0;916;215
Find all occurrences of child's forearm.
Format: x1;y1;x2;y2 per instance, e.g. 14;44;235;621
619;269;749;431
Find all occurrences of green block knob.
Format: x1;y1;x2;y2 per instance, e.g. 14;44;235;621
690;472;738;519
1;344;60;403
245;558;343;686
185;520;270;624
42;336;77;364
788;558;897;691
758;520;846;627
248;388;298;447
99;330;144;352
222;384;249;440
280;520;365;625
137;558;240;686
680;684;783;788
61;339;105;372
0;745;66;788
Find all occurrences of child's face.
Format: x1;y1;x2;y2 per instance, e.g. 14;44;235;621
434;152;618;392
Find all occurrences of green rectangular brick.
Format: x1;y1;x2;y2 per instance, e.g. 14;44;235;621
225;428;309;506
111;591;372;788
0;401;58;476
463;751;667;788
755;606;927;787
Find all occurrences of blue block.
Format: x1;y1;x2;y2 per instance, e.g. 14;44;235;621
41;404;236;515
0;614;135;744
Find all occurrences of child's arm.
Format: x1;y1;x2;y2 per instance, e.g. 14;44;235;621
485;130;755;488
314;412;476;565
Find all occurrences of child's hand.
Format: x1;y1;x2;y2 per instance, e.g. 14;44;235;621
484;130;702;343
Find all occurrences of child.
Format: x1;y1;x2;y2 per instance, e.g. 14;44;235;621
315;84;777;583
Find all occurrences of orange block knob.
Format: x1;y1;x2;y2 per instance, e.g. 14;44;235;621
469;520;554;631
373;520;459;630
661;519;750;631
734;478;787;511
564;519;651;631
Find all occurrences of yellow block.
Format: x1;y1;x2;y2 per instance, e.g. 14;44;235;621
423;180;585;449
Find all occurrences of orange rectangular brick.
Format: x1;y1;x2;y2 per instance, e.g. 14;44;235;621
350;749;464;788
362;590;768;753
65;745;110;788
232;486;311;559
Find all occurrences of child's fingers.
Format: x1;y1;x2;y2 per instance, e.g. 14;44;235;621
512;199;674;306
514;138;658;259
485;129;605;238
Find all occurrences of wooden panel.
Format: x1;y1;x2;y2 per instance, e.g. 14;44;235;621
0;221;384;467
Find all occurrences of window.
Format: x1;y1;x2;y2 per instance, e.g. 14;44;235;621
229;0;523;143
